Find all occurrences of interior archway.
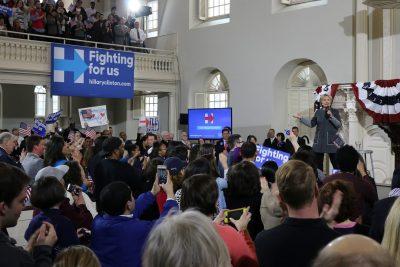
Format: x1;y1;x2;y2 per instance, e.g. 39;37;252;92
273;59;327;142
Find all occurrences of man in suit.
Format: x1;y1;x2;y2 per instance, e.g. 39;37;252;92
215;127;231;157
0;132;23;169
263;129;278;149
22;135;45;184
285;126;306;154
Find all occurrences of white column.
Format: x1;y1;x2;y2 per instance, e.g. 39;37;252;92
169;92;177;138
0;84;3;129
126;99;139;140
382;9;394;79
45;85;53;132
356;0;369;81
344;89;358;147
45;85;52;116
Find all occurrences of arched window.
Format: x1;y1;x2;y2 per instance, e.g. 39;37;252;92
34;85;46;117
206;71;229;108
289;63;326;88
287;61;327;142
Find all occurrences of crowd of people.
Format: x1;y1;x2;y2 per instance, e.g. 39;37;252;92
0;120;399;267
0;0;147;48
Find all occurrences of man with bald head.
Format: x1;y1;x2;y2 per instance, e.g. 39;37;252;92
313;234;396;267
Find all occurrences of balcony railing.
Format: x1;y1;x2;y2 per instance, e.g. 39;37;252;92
0;30;179;82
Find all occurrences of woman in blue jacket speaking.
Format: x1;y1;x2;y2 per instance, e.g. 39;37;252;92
293;94;342;171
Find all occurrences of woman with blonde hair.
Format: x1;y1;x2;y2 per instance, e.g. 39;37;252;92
382;197;400;266
53;245;100;267
293;94;342;170
142;210;231;267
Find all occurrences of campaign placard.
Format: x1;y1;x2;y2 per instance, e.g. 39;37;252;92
254;145;290;168
0;6;13;17
78;105;108;128
138;116;160;133
51;43;134;99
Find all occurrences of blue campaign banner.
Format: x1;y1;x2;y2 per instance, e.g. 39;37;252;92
32;119;47;137
45;110;62;124
0;6;13;16
51;43;134;99
188;108;232;140
254;145;291;168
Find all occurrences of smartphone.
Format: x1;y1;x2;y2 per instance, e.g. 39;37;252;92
66;184;81;196
157;165;167;184
78;228;91;238
223;208;248;224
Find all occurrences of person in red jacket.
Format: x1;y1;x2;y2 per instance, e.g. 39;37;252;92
180;174;258;267
30;0;45;34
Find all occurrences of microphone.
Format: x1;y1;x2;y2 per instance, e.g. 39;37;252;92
324;107;330;119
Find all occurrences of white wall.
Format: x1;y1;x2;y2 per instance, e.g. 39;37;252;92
158;94;169;132
157;0;355;140
1;84;35;130
394;9;400;77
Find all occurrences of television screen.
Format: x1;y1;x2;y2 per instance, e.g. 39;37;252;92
188;108;232;140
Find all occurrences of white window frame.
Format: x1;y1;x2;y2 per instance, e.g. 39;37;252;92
144;95;158;117
207;92;228;108
34;85;46;118
199;0;230;21
206;71;229;108
52;95;60;113
145;0;158;38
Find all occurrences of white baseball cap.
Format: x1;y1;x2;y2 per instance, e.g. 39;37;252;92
35;165;69;182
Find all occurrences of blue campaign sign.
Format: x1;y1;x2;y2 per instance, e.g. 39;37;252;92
254;145;291;168
0;6;13;16
51;43;134;99
32;119;47;137
45;110;62;124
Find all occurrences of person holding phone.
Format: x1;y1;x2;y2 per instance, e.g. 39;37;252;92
180;174;258;267
0;163;58;267
91;174;177;267
293;94;342;170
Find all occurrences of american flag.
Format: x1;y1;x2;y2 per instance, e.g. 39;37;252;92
68;131;75;142
84;128;97;140
24;186;32;205
19;122;31;137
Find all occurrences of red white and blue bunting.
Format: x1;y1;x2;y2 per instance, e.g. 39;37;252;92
352;79;400;123
314;79;400;123
314;84;339;102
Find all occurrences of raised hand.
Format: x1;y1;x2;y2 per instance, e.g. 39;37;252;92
293;113;302;119
320;190;343;226
229;207;252;232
